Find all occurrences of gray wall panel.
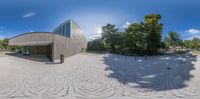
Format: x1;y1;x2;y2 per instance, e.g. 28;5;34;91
9;20;87;61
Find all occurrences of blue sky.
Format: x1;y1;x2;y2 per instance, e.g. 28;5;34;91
0;0;200;40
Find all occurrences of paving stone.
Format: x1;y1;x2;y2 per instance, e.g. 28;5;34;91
0;53;199;99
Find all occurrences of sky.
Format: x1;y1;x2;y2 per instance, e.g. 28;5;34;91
0;0;200;40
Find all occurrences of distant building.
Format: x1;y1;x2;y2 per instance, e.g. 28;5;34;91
9;20;87;61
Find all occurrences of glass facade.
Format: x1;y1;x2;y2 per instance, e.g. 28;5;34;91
53;21;71;37
22;46;30;55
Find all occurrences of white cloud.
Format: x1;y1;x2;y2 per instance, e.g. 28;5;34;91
88;27;102;41
97;28;102;34
88;34;101;41
22;12;37;18
184;28;200;40
70;11;125;40
123;21;131;28
185;29;200;34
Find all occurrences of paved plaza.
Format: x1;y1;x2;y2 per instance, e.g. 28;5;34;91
0;53;200;99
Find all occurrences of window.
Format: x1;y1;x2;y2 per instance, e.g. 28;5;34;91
53;21;71;37
62;25;65;36
64;24;66;36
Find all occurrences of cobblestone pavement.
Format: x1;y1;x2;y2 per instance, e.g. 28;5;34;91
0;53;200;99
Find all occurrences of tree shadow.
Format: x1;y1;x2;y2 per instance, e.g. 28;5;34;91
103;53;197;91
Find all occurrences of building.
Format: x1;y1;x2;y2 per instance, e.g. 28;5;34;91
9;20;87;61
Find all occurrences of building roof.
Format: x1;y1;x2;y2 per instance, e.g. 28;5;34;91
12;41;53;46
9;32;53;40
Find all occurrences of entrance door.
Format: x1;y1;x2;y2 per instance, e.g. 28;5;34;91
23;46;30;55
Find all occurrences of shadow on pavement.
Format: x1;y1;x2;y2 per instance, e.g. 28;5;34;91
103;53;197;91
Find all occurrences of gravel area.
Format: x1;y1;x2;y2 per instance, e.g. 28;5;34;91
0;53;200;99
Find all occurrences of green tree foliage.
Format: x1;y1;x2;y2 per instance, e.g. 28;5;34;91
143;14;163;55
164;32;183;52
159;42;166;49
191;38;200;50
183;40;192;49
183;38;200;51
10;46;22;51
123;23;147;55
87;38;105;51
113;32;124;53
87;14;200;55
101;24;122;53
87;14;164;55
1;38;9;50
163;37;170;49
0;38;22;51
168;31;181;47
0;40;2;49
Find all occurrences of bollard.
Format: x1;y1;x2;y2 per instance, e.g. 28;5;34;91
60;54;64;63
145;54;147;60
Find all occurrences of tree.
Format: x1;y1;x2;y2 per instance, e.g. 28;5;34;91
87;38;105;51
0;38;22;51
87;14;167;56
1;38;9;50
113;32;124;53
163;36;170;49
101;24;121;53
183;40;192;49
168;32;181;46
0;40;2;49
191;38;200;50
123;23;147;55
164;31;183;52
144;14;163;55
167;31;182;52
183;38;200;51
